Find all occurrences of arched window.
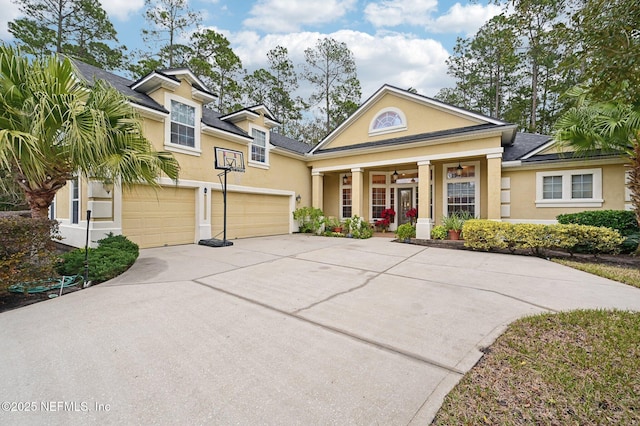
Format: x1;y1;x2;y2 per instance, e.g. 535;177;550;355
369;107;406;135
373;111;402;129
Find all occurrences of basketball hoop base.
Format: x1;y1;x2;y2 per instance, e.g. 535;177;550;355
198;238;233;248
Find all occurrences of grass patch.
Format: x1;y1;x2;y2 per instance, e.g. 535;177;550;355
432;310;640;425
552;259;640;289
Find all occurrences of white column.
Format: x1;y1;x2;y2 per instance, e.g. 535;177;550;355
416;160;432;239
351;168;364;218
312;171;324;210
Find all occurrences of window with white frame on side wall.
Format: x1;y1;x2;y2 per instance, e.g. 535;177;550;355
164;94;202;156
443;161;480;217
535;168;603;208
249;125;269;168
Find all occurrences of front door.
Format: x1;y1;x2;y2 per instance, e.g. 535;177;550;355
398;188;413;225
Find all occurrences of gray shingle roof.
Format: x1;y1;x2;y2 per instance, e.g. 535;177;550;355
503;132;552;161
270;131;312;154
201;108;249;139
71;59;168;113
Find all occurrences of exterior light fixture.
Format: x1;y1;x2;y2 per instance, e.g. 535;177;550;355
204;187;208;194
343;174;348;185
102;180;114;194
296;194;302;203
392;170;399;181
456;163;463;177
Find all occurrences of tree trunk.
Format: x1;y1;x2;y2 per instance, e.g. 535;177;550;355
14;173;69;219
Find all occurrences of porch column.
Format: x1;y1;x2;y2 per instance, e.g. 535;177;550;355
416;160;432;239
351;168;364;217
486;153;502;220
312;171;324;210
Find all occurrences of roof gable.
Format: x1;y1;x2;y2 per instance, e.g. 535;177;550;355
311;85;513;154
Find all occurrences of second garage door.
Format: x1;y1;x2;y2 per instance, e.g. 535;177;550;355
211;192;290;239
122;185;196;248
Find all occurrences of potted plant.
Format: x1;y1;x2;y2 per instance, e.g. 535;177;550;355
442;211;473;240
324;216;343;233
395;223;416;242
405;207;418;225
374;208;396;232
442;212;464;240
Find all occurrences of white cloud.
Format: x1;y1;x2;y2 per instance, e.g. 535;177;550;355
0;0;22;39
364;0;438;27
243;0;358;33
231;29;451;98
99;0;145;21
428;3;502;36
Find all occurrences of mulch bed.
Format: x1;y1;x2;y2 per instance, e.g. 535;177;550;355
0;285;83;314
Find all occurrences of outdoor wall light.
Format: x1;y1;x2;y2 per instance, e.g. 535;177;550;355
296;194;302;203
392;170;399;182
456;163;463;177
204;187;208;194
102;180;114;194
343;174;348;185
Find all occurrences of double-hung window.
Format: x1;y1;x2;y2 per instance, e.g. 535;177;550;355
341;174;352;219
536;169;602;207
251;128;266;163
170;100;195;147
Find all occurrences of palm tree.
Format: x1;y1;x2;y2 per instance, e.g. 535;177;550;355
554;89;640;249
0;45;179;219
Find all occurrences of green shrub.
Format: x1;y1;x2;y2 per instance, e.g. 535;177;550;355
344;215;373;239
431;225;447;240
0;216;60;292
57;233;139;284
463;220;624;256
621;232;640;254
557;210;639;236
395;223;416;241
293;206;325;234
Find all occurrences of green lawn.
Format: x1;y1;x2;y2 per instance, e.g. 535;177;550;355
432;310;640;425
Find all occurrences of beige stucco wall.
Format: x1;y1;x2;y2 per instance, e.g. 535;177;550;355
503;162;627;221
324;92;482;150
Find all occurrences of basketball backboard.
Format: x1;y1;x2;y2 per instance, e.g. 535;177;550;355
214;147;245;172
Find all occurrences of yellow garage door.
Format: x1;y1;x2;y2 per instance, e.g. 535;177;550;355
212;192;289;239
122;185;196;248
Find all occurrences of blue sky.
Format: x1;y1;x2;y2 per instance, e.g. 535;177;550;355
0;0;503;98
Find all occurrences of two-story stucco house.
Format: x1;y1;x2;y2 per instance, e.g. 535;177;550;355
52;61;631;248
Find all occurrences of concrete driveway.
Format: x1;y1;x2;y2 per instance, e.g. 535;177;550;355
1;235;639;425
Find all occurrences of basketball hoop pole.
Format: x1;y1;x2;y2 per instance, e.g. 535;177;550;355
222;168;229;245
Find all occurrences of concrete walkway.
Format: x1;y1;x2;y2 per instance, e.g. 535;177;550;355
1;234;639;425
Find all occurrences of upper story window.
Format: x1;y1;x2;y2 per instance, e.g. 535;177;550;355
536;168;603;208
251;128;266;162
170;100;195;147
164;94;201;156
369;107;407;136
249;125;270;168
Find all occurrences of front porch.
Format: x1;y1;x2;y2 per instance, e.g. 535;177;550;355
310;153;504;239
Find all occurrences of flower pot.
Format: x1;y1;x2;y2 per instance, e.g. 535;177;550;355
333;226;343;233
448;229;461;240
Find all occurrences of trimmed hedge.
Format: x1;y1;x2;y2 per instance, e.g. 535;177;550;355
0;216;61;292
557;210;639;236
463;220;624;256
57;233;139;284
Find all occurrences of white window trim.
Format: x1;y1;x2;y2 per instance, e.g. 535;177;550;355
340;173;352;221
70;176;80;225
164;93;202;156
369;172;391;221
248;124;270;169
368;107;407;136
535;168;603;208
442;161;481;216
